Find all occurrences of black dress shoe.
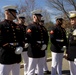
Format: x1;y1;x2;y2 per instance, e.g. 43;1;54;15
44;70;51;74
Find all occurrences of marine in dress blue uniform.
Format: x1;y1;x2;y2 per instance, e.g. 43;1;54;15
50;17;67;75
35;17;51;75
17;14;29;75
64;11;76;75
26;9;48;75
0;5;23;75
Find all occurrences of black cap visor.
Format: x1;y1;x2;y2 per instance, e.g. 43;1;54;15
19;17;25;19
7;9;17;13
34;14;42;17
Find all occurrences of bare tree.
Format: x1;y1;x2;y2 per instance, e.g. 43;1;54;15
16;0;36;23
46;0;76;19
40;10;54;31
42;10;51;23
45;0;76;28
17;0;35;13
66;0;76;10
19;0;35;14
46;0;69;19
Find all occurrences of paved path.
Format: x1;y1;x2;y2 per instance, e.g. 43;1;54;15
20;57;70;75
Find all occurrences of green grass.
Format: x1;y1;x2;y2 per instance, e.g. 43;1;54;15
46;38;51;58
47;43;51;57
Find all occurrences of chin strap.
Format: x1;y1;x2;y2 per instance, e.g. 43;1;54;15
36;16;41;24
8;10;18;20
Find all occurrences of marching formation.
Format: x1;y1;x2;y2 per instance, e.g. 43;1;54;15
0;5;76;75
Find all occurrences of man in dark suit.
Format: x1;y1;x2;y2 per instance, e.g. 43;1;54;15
0;5;23;75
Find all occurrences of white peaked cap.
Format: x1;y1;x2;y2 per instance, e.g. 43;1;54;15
17;13;26;18
69;11;76;18
55;15;63;19
69;11;76;14
3;5;17;11
31;9;42;15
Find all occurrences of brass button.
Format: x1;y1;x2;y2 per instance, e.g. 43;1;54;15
12;26;14;28
15;40;16;41
13;29;15;31
13;33;15;35
7;30;9;32
41;35;43;37
11;46;13;48
41;33;43;35
14;36;16;38
14;48;15;50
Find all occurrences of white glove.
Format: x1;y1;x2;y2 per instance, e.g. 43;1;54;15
15;47;23;54
41;44;47;50
24;43;29;48
61;46;66;51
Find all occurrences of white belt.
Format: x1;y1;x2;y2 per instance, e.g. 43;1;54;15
9;43;19;46
37;41;44;43
56;39;64;42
